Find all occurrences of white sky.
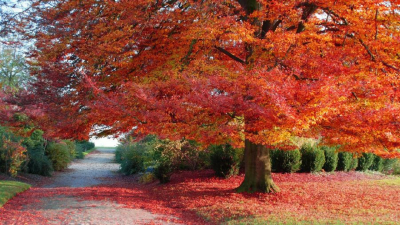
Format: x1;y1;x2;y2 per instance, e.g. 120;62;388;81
89;136;120;147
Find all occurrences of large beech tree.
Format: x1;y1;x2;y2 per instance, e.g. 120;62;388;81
23;0;400;192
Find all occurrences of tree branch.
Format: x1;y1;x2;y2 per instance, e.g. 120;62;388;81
215;46;247;64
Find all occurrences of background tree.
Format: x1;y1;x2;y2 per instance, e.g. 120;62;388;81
0;46;30;91
23;0;400;192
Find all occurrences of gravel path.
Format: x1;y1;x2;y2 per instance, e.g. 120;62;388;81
45;148;120;188
2;148;178;225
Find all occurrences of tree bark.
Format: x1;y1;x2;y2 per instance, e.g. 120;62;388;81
236;139;280;193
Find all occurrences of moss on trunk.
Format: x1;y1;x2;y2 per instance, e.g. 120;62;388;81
236;139;280;193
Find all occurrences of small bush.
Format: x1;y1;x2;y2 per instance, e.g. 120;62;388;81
75;146;85;159
209;144;243;178
350;156;358;170
26;151;53;176
370;155;384;172
337;152;353;171
139;172;156;184
119;143;145;175
321;146;338;172
64;140;76;160
46;142;71;171
357;153;374;171
300;144;325;172
393;160;400;175
75;141;95;152
271;149;301;173
154;160;174;183
383;158;398;173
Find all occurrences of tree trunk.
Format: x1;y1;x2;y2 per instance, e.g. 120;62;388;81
236;139;280;193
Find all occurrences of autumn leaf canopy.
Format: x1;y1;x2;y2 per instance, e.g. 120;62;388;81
25;0;400;157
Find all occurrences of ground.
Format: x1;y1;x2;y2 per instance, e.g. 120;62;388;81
0;148;185;225
0;148;399;224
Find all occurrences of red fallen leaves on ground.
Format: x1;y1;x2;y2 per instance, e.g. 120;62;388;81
1;170;399;224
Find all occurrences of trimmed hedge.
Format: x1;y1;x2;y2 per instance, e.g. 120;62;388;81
370;155;384;172
337;152;353;171
357;153;374;171
350;156;358;170
321;146;338;172
271;149;301;173
300;144;325;172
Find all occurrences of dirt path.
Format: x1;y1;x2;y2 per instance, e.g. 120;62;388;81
0;148;179;225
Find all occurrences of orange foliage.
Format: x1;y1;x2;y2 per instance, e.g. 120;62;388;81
24;0;400;156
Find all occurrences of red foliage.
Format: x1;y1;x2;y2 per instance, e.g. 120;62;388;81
1;170;399;224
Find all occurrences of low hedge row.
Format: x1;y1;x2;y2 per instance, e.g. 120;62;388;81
271;145;391;173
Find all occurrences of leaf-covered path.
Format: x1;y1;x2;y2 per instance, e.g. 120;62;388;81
0;148;182;225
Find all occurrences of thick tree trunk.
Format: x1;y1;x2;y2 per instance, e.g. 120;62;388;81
236;139;280;193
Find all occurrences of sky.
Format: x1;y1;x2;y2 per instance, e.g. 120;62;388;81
89;136;120;147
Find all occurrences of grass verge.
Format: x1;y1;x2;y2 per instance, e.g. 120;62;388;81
0;180;31;207
82;148;96;157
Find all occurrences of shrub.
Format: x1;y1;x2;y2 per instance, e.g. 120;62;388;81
154;160;174;183
350;156;358;170
75;146;85;159
64;140;76;160
46;142;71;171
300;144;325;172
271;149;301;173
119;142;146;175
178;140;208;170
393;160;400;175
370;155;384;172
0;139;27;176
337;152;353;171
139;172;156;184
382;158;398;173
357;153;374;171
321;146;338;172
26;151;53;176
209;144;243;178
75;140;95;152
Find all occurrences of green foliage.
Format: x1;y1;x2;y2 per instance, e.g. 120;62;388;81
356;153;374;171
350;156;358;170
116;137;157;175
321;146;338;172
393;160;400;175
300;144;325;172
0;180;31;207
118;143;146;175
26;151;53;176
154;160;174;183
64;140;76;160
75;140;95;159
209;144;243;178
382;158;398;173
337;152;353;171
271;149;301;173
139;172;157;184
46;142;71;171
370;155;384;172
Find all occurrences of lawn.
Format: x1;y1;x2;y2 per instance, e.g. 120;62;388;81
1;171;399;224
88;170;400;224
0;180;31;207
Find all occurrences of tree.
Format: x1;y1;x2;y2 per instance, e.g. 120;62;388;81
0;47;30;91
23;0;400;192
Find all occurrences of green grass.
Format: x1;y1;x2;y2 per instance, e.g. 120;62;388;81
0;180;31;207
376;177;400;186
82;147;97;157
